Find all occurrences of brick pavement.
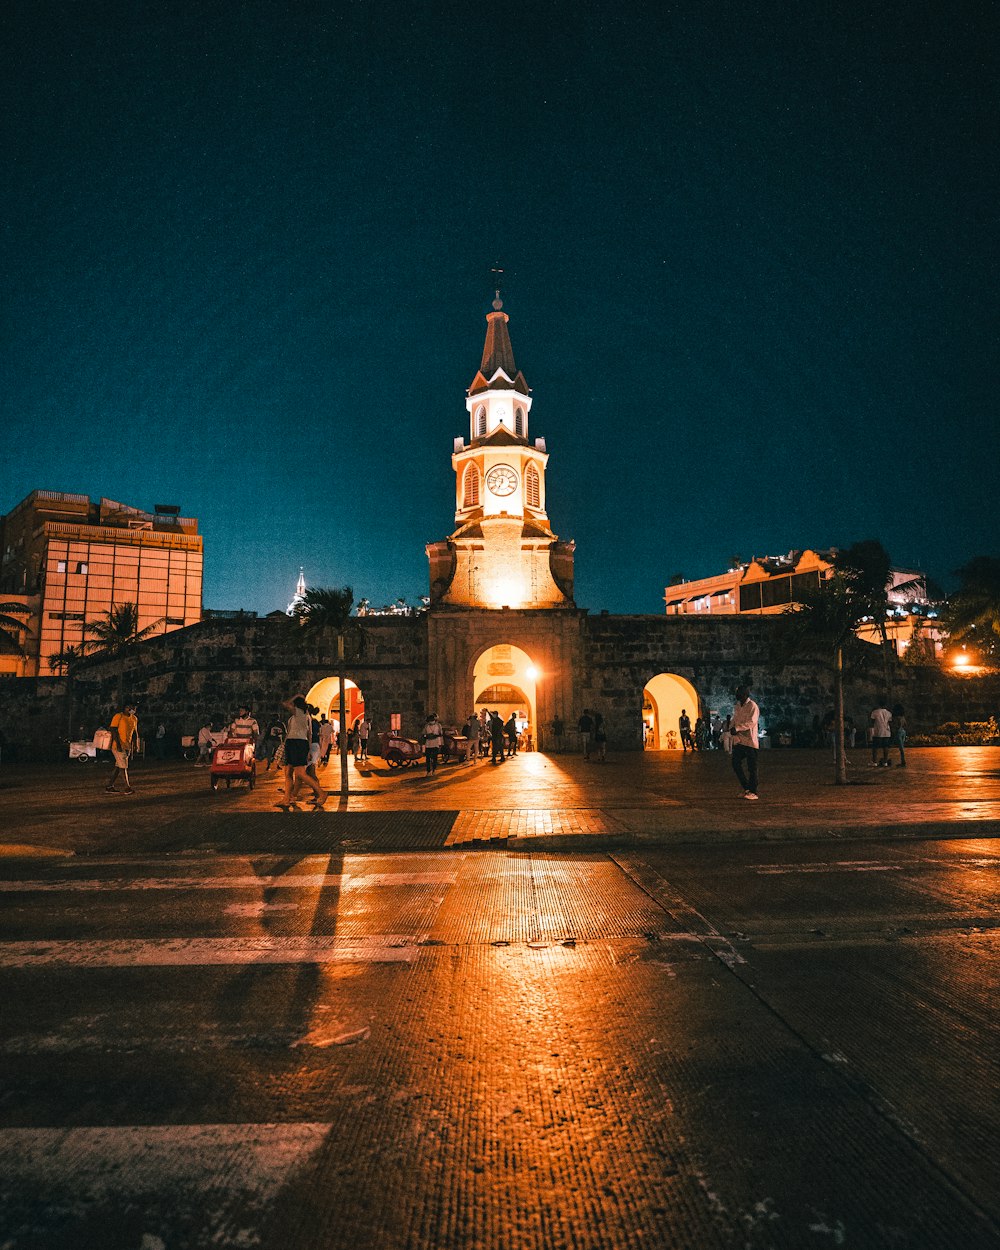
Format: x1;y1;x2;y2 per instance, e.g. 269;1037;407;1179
2;747;999;857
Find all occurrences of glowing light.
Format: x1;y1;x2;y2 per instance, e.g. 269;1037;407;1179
526;664;539;680
953;651;971;669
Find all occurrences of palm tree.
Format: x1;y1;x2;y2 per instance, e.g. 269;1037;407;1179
80;603;163;707
783;540;896;785
292;586;365;796
0;601;30;660
944;557;1000;662
48;645;88;738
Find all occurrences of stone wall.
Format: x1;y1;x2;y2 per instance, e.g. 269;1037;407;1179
0;610;997;760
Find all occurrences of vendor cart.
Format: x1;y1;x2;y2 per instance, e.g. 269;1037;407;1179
380;731;424;768
210;738;257;790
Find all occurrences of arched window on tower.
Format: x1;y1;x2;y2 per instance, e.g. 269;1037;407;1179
525;463;540;509
475;406;487;438
515;407;525;438
463;465;481;509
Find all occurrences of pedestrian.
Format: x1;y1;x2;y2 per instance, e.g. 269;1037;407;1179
306;705;322;777
593;711;607;761
105;702;138;795
578;708;594;760
357;714;371;762
679;708;693;752
262;717;284;770
490;710;506;764
730;685;760;800
504;712;519;756
196;719;214;765
423;713;444;774
870;697;892;768
277;696;327;810
319;715;334;764
892;703;907;768
153;721;167;760
228;705;259;744
464;713;481;764
551;716;565;753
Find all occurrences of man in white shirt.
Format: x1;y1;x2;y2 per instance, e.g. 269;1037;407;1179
731;685;761;800
870;700;892;768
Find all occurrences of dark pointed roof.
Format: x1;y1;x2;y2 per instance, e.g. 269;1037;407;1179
469;302;529;397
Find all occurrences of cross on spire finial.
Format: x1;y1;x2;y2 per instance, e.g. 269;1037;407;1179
490;263;504;310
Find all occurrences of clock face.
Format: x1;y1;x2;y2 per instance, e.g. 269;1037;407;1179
486;464;518;497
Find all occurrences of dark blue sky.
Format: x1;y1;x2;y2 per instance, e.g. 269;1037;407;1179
2;1;996;613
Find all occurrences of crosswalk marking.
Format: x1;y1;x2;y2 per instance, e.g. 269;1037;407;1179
0;936;421;967
0;871;458;892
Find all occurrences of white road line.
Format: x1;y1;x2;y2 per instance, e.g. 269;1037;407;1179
0;936;421;967
0;872;458;892
752;862;905;875
0;1122;330;1222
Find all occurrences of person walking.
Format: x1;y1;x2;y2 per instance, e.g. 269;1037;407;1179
105;702;138;795
357;714;371;762
504;712;519;757
870;698;892;768
679;709;693;752
153;721;167;760
196;719;214;765
551;716;565;753
423;713;444;774
578;709;594;760
277;696;327;810
464;713;481;764
730;685;760;800
262;717;284;770
593;711;607;762
892;703;908;768
489;711;506;765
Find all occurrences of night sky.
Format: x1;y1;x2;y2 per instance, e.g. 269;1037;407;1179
2;1;996;615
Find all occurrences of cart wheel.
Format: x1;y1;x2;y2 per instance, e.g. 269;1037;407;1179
401;759;412;768
211;777;219;791
76;754;90;763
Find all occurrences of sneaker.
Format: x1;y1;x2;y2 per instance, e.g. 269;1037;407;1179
744;792;759;800
312;794;328;809
123;787;135;795
105;787;120;794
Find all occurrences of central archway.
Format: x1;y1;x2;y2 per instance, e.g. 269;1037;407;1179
473;644;537;746
642;672;699;750
304;676;365;735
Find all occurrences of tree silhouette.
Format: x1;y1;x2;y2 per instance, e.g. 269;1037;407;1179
80;603;163;706
945;557;1000;662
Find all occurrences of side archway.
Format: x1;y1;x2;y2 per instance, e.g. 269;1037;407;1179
642;672;700;750
304;676;365;735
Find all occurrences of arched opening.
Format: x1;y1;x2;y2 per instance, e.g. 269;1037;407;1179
304;676;365;736
475;405;487;438
514;407;525;437
642;672;699;750
473;644;537;747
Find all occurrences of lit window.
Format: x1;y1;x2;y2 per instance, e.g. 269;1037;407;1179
525;463;540;509
76;562;88;574
463;465;481;508
56;560;67;573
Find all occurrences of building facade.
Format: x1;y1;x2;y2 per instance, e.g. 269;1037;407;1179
0;491;203;676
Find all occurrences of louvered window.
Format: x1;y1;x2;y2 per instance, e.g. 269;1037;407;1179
525;464;540;509
463;465;481;508
475;406;487;437
515;407;524;437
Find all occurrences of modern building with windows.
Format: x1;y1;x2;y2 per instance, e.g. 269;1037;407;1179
0;491;203;676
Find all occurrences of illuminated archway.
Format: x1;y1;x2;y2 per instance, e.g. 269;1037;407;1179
642;672;699;750
304;676;365;735
473;644;537;744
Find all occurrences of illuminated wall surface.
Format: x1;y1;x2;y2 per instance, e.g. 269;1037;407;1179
0;491;203;674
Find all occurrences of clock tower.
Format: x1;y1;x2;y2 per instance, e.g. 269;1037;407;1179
426;295;575;609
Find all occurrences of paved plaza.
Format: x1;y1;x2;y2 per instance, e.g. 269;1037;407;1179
0;748;998;1248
